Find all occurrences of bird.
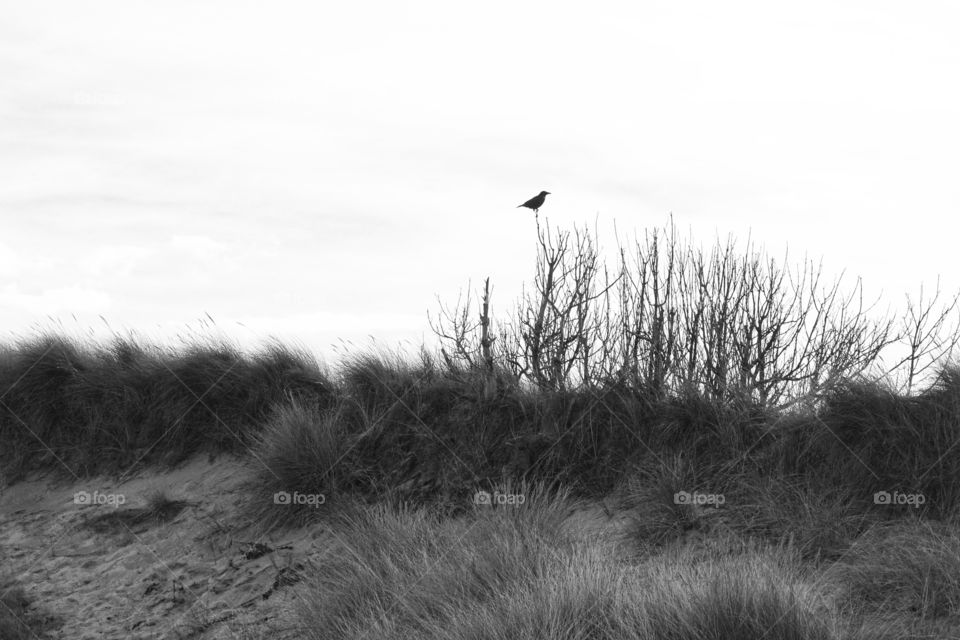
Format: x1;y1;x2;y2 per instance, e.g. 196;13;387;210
517;191;550;213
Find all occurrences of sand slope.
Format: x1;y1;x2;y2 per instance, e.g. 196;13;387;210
0;455;330;639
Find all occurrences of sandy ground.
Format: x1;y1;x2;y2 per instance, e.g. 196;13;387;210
1;456;633;639
0;455;331;639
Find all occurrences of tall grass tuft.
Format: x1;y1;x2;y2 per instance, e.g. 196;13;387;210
773;366;960;518
824;519;960;619
294;488;842;640
247;400;353;528
0;333;334;481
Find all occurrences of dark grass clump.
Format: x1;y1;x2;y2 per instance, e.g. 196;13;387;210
334;353;646;506
650;386;774;464
247;400;355;528
510;383;775;503
142;489;191;523
139;339;335;467
0;333;335;482
0;334;94;474
329;350;542;509
616;450;883;564
241;344;814;522
618;452;736;548
312;348;779;512
772;366;960;518
722;473;879;564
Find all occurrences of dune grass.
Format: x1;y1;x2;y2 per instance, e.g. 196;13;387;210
773;372;960;520
5;331;960;521
287;474;960;639
0;333;334;481
246;400;357;528
242;347;793;526
4;332;960;637
292;488;841;640
824;519;960;618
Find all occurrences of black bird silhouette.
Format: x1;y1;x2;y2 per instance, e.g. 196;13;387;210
517;191;550;213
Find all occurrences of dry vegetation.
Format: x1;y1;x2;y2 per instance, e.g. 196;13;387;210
3;219;960;638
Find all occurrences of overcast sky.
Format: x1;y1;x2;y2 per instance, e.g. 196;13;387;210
2;1;959;363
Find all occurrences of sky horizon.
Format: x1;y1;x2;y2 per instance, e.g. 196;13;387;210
3;1;959;366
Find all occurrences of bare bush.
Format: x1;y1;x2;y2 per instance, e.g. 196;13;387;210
888;278;960;394
432;217;960;406
429;278;494;372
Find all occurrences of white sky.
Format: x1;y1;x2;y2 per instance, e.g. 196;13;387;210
2;1;959;364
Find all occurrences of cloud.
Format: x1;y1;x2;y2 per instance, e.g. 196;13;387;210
0;285;112;315
169;234;227;258
234;310;426;336
79;244;155;278
0;242;23;277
